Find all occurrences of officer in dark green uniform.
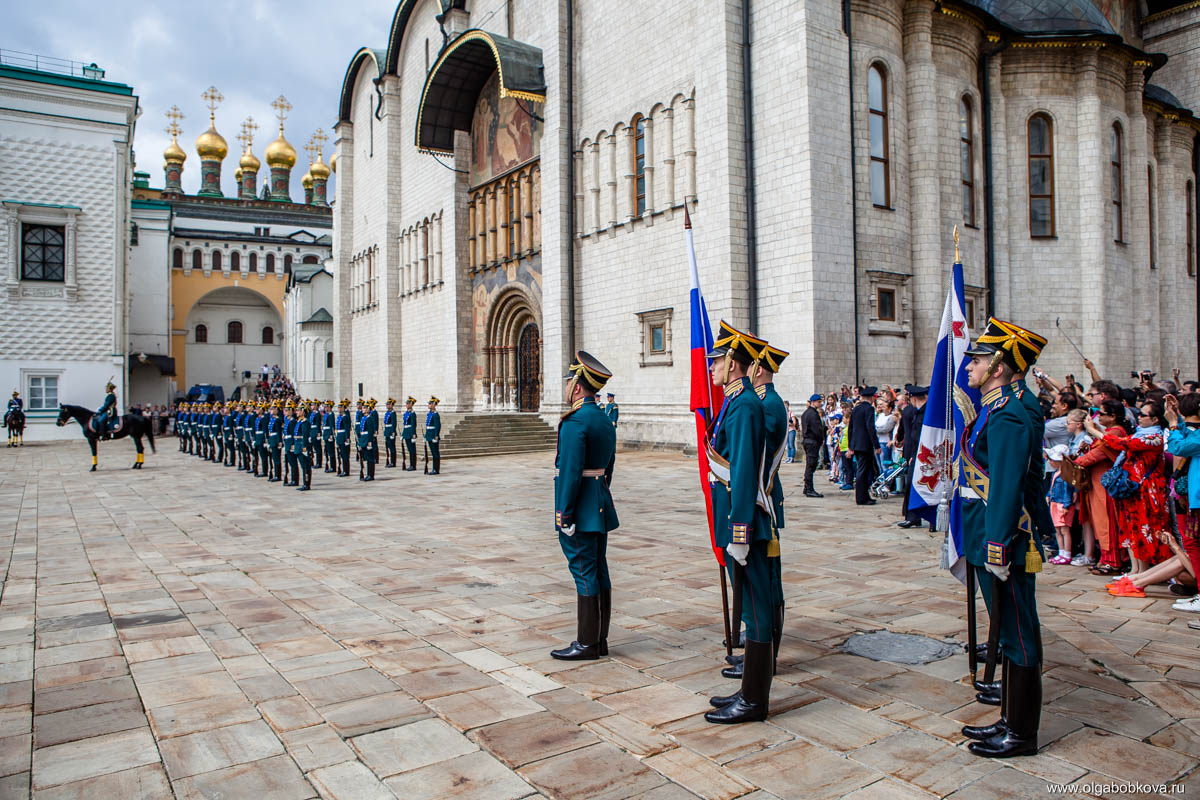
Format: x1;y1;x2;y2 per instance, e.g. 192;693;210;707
402;397;417;470
335;399;352;477
551;351;618;662
176;402;188;453
322;401;336;473
359;398;379;481
267;401;284;482
958;318;1048;758
604;393;619;428
722;343;788;680
292;401;311;491
703;321;775;725
252;403;267;477
225;403;237;466
283;401;298;485
383;398;398;468
424;397;441;474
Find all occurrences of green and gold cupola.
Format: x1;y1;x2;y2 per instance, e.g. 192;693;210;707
162;105;186;194
236;117;261;200
194;86;227;197
265;95;296;202
304;129;330;207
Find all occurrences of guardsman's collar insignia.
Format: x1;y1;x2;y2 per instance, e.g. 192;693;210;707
723;380;745;399
754;385;766;400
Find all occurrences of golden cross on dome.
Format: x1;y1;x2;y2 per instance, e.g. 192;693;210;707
303;138;317;165
200;86;223;123
164;105;184;138
237;116;258;151
270;95;292;133
311;128;328;154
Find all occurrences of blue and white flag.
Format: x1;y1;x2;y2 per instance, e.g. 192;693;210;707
907;260;980;584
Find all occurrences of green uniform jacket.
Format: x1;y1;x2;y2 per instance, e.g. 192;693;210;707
402;410;416;440
253;415;267;448
358;410;379;462
335;413;351;445
554;398;618;534
291;418;309;455
757;383;788;529
1010;380;1056;544
383;410;397;440
424;411;441;442
960;387;1040;568
283;417;295;453
605;402;619;426
322;412;335;443
268;414;282;451
709;377;772;548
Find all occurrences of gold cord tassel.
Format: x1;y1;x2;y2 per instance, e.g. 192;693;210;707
1025;537;1042;574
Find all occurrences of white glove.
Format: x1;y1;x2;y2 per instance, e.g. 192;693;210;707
984;562;1010;582
560;524;576;537
726;543;749;566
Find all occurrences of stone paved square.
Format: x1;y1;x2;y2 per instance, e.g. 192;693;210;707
2;442;1199;798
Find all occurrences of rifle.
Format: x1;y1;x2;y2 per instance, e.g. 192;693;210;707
423;441;429;474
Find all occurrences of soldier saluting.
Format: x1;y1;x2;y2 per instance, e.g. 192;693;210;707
959;318;1048;758
551;352;618;662
703;322;774;725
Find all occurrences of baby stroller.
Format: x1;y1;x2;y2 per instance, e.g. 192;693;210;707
870;457;907;500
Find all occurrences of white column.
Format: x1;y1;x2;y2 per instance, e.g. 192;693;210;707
661;106;676;209
64;211;79;299
606;132;618;229
435;212;443;282
591;141;602;233
643;115;656;215
623;126;636;223
684;97;697;203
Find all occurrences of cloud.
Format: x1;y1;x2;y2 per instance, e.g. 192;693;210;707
9;0;402;199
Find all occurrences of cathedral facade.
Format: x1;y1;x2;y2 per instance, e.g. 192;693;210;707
333;0;1200;447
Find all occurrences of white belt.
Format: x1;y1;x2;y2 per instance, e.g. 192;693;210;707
959;486;980;500
555;468;605;478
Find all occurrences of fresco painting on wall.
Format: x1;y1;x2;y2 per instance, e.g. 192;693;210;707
470;71;542;187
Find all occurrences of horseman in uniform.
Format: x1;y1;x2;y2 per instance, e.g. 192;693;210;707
5;390;24;447
95;380;119;440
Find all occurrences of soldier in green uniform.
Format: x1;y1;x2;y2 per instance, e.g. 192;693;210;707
703;322;775;724
292;401;312;491
224;403;237;466
283;401;298;485
176;402;188;453
959;318;1048;758
322;400;336;474
240;402;253;471
335;399;352;477
402;397;417;470
383;398;398;468
425;397;442;474
551;351;619;661
267;401;284;482
254;403;269;477
604;392;619;428
354;398;365;471
359;398;379;481
305;400;320;470
232;403;244;469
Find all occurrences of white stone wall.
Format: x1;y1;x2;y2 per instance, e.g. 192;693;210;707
184;298;282;392
128;203;173;406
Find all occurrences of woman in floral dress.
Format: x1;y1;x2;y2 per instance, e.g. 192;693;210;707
1100;400;1172;572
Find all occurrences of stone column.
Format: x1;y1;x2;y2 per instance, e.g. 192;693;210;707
643;114;656;216
661;106;676;209
683;96;697;203
333;122;354;398
606;132;618;229
591;141;602;234
623;127;636;223
1125;62;1155;368
989;49;1010;319
1076;49;1108;370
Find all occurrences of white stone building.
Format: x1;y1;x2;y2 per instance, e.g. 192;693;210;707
330;0;1199;448
0;57;138;440
283;258;336;398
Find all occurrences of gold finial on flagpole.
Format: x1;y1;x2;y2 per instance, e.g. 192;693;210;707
953;225;960;263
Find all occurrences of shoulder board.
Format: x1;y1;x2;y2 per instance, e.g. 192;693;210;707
724;382;744;399
754;386;766;400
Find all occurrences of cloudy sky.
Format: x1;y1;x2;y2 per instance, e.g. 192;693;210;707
6;0;402;199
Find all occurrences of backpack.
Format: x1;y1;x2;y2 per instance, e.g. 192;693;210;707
1101;452;1140;500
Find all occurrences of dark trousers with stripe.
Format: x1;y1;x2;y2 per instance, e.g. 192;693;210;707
725;541;774;642
974;563;1042;668
559;531;611;596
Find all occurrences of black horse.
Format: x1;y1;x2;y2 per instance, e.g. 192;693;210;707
56;404;155;471
3;408;24;447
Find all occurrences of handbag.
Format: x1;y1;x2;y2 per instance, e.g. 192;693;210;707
1172;457;1190;514
1059;455;1090;491
1101;452;1141;500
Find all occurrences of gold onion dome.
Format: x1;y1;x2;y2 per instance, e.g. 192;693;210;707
329;152;337;173
164;137;187;163
265;134;297;168
301;169;313;189
310;156;330;180
239;147;261;171
195;124;228;160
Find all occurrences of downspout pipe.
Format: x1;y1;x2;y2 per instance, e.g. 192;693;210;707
566;0;576;357
980;42;1002;318
844;0;860;383
742;0;759;331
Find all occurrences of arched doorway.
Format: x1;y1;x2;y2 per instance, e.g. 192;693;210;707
184;287;282;395
517;323;540;412
482;287;541;411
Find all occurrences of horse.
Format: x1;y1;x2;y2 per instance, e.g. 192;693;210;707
56;404;155;471
3;408;24;447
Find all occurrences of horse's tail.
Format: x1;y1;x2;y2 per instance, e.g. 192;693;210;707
145;417;157;453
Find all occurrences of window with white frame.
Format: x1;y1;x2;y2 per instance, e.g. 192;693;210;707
27;375;58;410
866;270;911;336
4;201;80;298
636;308;673;367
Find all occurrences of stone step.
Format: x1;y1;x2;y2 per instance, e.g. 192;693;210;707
432;412;557;460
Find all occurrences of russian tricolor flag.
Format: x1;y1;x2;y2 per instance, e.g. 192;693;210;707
685;208;725;566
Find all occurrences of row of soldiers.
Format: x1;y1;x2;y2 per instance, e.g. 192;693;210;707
174;396;445;485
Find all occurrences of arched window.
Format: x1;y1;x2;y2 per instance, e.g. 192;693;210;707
284;254;293;274
173;248;183;269
1148;165;1156;270
1188;181;1196;277
231;251;240;271
327;351;333;369
302;254;319;264
1111;123;1123;243
249;252;258;273
1028;114;1054;238
194;324;208;343
262;326;274;345
192;249;202;269
227;321;243;344
212;250;222;270
632;114;646;216
960;96;975;226
868;64;890;208
266;254;275;273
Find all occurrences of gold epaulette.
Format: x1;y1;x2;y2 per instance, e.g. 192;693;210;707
754;386;766;400
724;382;744;399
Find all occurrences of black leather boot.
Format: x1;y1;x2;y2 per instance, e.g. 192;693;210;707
964;657;1008;740
551;595;601;660
709;690;741;708
598;589;611;656
705;639;771;723
721;659;743;680
969;662;1040;758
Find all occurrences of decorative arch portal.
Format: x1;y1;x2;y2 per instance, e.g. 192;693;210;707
181;286;282;394
482;287;541;411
